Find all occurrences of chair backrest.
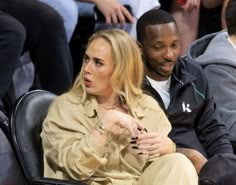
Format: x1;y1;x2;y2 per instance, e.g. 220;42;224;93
0;128;27;185
9;90;56;180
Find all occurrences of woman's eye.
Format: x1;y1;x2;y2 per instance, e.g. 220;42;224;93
95;60;103;66
83;56;89;63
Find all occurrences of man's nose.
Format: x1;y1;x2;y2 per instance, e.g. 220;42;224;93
164;48;174;60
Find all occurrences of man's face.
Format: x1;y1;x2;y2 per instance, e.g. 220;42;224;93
140;22;181;81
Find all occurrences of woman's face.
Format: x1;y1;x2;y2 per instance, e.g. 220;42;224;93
83;37;114;97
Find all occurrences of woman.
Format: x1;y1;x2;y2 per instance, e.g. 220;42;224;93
41;29;198;185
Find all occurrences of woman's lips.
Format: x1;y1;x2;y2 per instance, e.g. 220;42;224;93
84;77;92;87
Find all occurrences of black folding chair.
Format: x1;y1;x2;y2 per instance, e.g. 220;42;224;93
9;90;86;185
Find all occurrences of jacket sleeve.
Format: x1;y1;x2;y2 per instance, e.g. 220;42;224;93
41;97;109;181
204;64;236;142
195;67;234;157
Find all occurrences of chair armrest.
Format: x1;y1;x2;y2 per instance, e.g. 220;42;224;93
31;177;87;185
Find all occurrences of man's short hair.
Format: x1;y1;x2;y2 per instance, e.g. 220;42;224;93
136;8;177;43
226;0;236;35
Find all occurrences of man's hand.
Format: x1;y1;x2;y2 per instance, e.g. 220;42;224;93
94;0;134;26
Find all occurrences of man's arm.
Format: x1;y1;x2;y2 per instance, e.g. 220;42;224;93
193;64;234;156
177;148;207;174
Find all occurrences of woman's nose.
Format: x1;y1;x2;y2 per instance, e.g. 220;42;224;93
83;61;91;73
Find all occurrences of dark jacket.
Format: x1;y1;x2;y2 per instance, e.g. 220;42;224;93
143;57;233;158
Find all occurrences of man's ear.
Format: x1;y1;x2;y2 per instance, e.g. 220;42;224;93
136;40;143;55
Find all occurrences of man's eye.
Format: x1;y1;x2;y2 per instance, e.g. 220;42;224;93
172;41;180;49
153;45;162;51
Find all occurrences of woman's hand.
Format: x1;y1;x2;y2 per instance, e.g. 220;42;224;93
136;132;175;156
100;109;144;138
177;148;208;174
94;0;134;26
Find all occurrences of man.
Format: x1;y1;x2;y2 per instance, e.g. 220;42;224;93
187;0;236;151
136;8;236;184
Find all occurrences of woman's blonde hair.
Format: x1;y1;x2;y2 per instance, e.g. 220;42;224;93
71;29;144;106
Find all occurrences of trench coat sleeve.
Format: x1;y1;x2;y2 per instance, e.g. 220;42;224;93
41;95;109;181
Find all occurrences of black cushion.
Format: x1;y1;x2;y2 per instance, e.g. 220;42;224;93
199;153;236;185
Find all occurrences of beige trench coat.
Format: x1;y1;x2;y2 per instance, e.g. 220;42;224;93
41;93;196;185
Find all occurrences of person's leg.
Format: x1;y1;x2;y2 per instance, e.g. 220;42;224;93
138;153;198;185
37;0;78;41
1;0;73;95
0;12;26;99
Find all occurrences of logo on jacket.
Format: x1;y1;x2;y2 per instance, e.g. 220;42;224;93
182;102;192;112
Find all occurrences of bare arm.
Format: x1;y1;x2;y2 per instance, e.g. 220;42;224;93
177;148;207;174
221;0;229;28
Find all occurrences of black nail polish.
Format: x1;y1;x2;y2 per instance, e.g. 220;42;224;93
131;137;138;140
130;140;137;144
144;128;148;132
132;146;139;149
137;152;143;155
138;128;142;131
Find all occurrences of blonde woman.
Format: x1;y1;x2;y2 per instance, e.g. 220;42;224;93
41;29;198;185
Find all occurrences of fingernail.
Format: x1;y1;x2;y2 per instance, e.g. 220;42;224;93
144;128;148;132
132;146;139;149
130;140;136;144
131;137;138;140
138;128;142;131
137;152;143;155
